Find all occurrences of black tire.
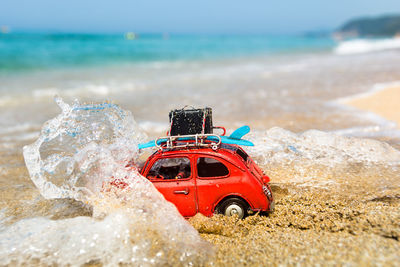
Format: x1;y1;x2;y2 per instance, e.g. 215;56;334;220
217;197;249;219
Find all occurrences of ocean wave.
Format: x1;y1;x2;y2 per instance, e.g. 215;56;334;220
334;38;400;55
10;98;212;266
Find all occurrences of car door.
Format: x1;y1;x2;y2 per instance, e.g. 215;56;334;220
145;156;197;217
195;155;241;216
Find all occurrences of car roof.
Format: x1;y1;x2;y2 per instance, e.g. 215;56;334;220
149;143;248;168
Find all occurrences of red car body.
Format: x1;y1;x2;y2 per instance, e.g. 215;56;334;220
140;143;274;218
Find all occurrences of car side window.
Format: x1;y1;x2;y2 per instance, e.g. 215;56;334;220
197;157;229;178
148;157;191;180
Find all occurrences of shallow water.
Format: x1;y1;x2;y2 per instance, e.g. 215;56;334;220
0;39;400;265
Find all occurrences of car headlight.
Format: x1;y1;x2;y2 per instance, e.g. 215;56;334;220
262;185;272;199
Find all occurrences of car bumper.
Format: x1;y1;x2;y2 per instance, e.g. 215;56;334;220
269;200;275;212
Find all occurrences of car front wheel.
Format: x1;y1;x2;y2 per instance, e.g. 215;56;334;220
218;197;248;219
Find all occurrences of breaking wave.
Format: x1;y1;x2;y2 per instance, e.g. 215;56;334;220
0;98;212;266
334;38;400;55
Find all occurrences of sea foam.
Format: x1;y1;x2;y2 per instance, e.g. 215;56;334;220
0;98;213;266
246;127;400;194
335;38;400;55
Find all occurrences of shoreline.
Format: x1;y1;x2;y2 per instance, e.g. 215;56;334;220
344;83;400;128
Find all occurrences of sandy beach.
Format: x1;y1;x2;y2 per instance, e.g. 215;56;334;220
345;85;400;128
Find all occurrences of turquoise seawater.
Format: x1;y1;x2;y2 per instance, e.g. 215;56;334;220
0;33;335;73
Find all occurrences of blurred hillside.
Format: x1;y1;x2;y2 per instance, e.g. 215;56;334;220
334;14;400;39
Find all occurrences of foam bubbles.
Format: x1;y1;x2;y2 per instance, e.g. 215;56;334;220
0;196;212;266
6;98;213;266
246;127;400;194
23;97;146;200
249;127;400;165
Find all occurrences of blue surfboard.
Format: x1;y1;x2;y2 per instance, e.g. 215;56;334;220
222;135;253;146
138;140;161;149
229;125;250;140
207;135;254;146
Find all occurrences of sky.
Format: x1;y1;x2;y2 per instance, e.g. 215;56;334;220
1;0;400;34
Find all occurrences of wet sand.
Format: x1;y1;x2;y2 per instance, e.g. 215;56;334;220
345;85;400;127
190;190;400;266
188;172;400;266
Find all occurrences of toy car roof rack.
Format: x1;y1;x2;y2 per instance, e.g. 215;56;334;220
155;134;221;150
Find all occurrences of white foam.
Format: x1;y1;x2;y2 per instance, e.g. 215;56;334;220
246;127;400;185
335;38;400;55
250;127;400;165
10;98;213;266
0;208;212;266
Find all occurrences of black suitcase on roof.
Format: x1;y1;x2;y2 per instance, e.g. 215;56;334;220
169;107;213;136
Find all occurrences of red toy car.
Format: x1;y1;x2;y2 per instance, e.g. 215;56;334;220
135;107;274;218
139;135;274;219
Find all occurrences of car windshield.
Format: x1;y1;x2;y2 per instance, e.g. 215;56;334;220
148;157;191;180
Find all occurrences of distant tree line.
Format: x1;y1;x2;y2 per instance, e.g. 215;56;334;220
336;14;400;38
